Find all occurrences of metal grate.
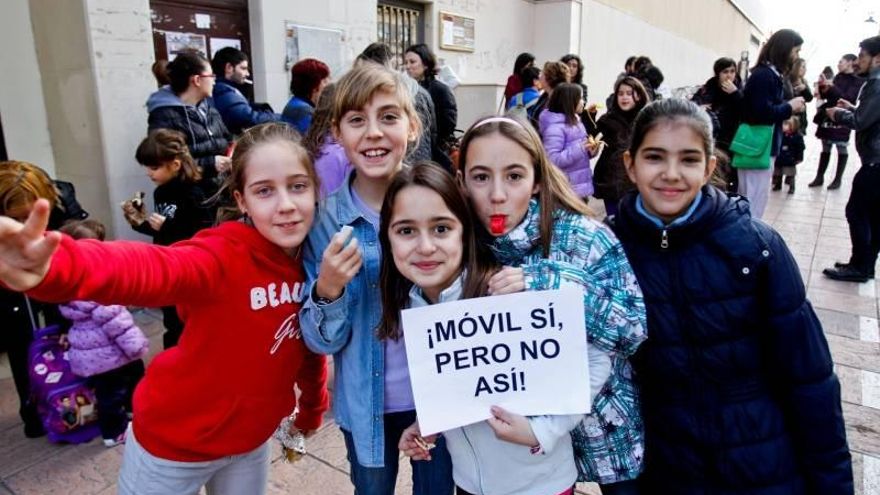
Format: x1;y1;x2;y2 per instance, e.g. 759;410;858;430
377;2;423;70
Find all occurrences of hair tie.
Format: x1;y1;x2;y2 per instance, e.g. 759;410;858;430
472;116;525;130
13;169;26;188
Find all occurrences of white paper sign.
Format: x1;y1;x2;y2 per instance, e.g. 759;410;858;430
164;31;207;61
195;13;211;29
401;288;590;435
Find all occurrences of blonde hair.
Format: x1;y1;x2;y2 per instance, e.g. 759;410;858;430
459;115;592;257
542;61;571;90
0;161;59;216
214;122;318;222
331;63;422;140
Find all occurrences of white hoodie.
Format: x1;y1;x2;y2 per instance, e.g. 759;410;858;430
408;276;612;495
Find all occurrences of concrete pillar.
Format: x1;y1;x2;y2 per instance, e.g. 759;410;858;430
533;0;581;66
0;0;56;174
29;0;155;239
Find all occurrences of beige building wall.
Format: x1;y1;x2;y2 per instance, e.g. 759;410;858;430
249;0;379;112
27;0;155;239
428;0;538;129
579;0;762;107
0;0;765;240
0;0;56;174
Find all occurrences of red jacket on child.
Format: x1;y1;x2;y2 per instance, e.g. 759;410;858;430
27;221;329;461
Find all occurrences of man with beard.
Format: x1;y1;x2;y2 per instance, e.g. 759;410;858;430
823;36;880;282
210;47;280;135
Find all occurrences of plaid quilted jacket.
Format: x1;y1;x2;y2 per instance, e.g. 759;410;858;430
491;200;648;484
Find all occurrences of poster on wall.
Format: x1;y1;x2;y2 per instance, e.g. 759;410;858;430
164;31;207;60
439;11;475;52
284;23;345;77
210;37;242;58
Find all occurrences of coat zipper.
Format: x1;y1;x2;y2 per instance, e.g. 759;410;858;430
660;228;669;249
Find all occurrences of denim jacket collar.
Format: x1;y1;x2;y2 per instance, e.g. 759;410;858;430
332;170;372;227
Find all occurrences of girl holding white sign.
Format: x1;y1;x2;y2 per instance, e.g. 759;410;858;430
456;115;648;495
386;162;610;495
609;98;852;494
299;64;455;495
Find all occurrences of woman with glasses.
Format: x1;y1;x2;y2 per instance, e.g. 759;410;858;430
146;52;232;192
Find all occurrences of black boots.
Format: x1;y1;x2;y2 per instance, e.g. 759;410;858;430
827;154;848;190
809;151;831;187
772;175;782;191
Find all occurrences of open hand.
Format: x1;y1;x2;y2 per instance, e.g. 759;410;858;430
836;99;855;111
487;266;525;295
788;97;806;113
487;405;538;447
0;199;61;292
315;227;361;300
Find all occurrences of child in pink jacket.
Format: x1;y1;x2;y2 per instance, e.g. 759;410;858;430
59;220;148;447
540;82;595;200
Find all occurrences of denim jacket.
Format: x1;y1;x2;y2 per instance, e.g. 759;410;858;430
491;200;648;484
300;172;387;467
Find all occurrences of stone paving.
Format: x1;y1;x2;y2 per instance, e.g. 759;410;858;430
0;137;878;494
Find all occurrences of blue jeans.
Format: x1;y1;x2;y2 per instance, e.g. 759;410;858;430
342;410;454;495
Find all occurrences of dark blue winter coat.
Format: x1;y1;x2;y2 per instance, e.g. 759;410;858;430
610;186;853;495
281;95;314;135
146;87;231;182
742;63;793;157
212;79;280;135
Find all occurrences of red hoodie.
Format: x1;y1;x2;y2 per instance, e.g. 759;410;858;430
27;221;328;461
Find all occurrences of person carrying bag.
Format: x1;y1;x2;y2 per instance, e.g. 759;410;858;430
730;123;774;169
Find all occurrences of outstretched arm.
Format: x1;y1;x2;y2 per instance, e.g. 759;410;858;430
1;200;223;308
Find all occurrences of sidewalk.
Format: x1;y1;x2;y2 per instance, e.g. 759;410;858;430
0;139;878;494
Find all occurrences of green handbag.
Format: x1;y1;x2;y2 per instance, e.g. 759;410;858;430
730;123;774;169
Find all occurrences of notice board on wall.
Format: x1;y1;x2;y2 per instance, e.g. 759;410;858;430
439;11;475;52
284;22;345;76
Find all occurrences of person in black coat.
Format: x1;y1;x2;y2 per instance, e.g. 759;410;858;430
404;43;458;170
810;54;864;189
0;161;88;438
590;76;650;217
146;52;232;195
738;29;807;219
692;57;744;152
124;129;214;348
609;99;852;495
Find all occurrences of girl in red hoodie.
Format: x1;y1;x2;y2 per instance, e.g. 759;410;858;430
0;122;329;495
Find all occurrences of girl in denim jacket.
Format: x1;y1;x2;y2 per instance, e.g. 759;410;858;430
300;64;454;495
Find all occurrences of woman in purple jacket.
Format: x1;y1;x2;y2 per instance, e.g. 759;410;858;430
59;220;149;447
539;83;594;200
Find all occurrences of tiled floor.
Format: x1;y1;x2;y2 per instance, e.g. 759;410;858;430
0;136;877;494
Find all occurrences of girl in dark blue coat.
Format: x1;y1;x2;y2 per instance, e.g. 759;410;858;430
609;98;853;495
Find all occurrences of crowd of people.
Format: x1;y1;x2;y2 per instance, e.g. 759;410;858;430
1;29;879;495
